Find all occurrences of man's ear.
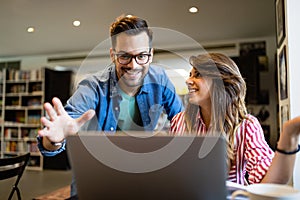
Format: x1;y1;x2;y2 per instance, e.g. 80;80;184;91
109;48;115;62
149;48;154;63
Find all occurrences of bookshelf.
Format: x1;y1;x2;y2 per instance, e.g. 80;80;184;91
0;68;44;170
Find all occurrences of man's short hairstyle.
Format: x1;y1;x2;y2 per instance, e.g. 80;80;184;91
110;15;153;48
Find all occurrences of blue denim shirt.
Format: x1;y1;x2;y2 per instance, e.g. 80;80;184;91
37;64;183;197
38;64;183;155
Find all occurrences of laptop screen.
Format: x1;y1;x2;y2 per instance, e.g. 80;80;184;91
67;132;228;200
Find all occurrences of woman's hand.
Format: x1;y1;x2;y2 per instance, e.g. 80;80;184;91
277;116;300;152
283;116;300;139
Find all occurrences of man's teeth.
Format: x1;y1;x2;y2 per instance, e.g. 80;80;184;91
126;70;139;75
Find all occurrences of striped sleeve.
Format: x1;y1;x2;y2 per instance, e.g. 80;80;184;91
169;112;186;135
244;115;274;184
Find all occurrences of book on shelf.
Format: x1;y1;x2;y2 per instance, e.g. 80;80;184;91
30;69;42;81
0;70;3;82
4;128;18;139
28;114;41;124
28;141;39;152
29;129;38;138
5;141;18;152
4;141;39;154
8;84;26;93
6;69;42;81
30;83;42;93
27;98;42;106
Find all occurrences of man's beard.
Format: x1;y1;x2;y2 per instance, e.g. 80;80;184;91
119;74;144;88
118;66;145;88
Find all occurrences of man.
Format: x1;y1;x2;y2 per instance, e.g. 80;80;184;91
37;15;183;197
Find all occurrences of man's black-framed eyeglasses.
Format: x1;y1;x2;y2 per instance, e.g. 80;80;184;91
114;50;152;65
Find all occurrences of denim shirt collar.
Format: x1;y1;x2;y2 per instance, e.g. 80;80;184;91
102;64;119;98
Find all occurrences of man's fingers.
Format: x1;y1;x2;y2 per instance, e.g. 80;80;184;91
76;110;95;127
52;97;66;116
44;102;58;121
40;116;52;127
44;97;66;121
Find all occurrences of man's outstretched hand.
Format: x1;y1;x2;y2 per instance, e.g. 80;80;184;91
38;97;95;143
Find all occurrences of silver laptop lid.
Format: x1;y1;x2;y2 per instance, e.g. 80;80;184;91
67;132;227;200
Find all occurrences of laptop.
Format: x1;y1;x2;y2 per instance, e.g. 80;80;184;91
67;132;228;200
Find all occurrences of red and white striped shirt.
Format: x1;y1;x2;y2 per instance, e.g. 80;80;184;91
170;111;274;185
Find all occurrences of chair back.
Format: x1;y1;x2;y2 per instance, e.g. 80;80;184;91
0;153;30;200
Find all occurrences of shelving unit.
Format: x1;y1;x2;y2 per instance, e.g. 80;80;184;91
0;68;44;170
0;69;4;159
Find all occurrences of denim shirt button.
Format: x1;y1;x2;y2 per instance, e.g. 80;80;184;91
115;107;118;111
110;127;114;131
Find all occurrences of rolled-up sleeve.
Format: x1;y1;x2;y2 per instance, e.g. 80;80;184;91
37;136;66;157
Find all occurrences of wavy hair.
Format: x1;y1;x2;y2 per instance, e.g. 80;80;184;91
185;53;248;164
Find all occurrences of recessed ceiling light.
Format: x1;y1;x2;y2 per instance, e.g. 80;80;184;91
73;20;81;27
189;6;198;13
27;27;35;33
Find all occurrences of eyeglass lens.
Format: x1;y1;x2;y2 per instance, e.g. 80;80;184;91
115;52;151;65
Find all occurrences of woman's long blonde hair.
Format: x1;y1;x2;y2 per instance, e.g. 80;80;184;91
185;53;248;164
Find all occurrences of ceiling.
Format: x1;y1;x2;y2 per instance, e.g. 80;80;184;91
0;0;276;58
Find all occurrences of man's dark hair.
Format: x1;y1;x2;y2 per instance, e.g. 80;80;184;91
110;15;153;48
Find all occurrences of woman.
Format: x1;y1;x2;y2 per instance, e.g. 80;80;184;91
170;53;300;185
